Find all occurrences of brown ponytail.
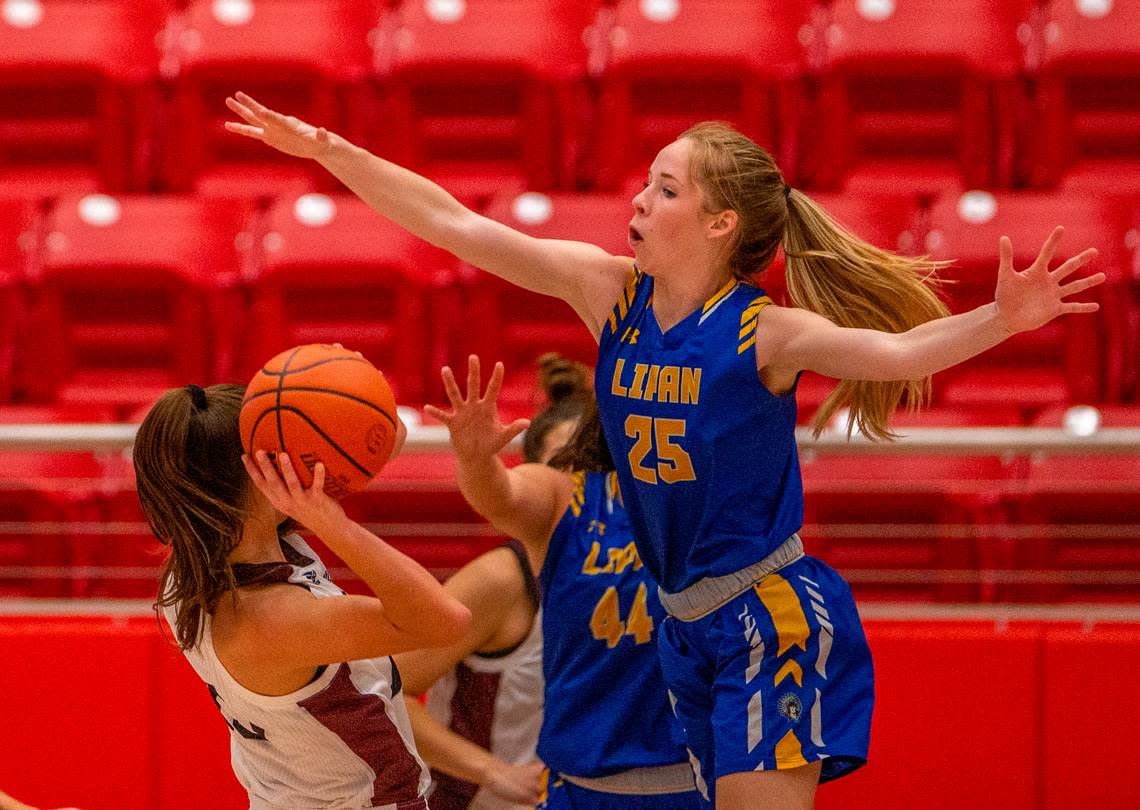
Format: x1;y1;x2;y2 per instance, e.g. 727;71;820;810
682;122;950;440
134;384;250;649
521;352;614;472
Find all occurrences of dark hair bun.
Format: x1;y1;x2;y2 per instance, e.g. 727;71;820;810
537;352;590;405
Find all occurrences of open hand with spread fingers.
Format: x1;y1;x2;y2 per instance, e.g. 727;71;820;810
224;91;332;159
993;226;1104;336
424;356;531;463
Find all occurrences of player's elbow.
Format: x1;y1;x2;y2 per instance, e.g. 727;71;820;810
423;601;472;648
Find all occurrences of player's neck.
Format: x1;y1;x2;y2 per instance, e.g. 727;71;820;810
651;266;733;333
231;514;288;565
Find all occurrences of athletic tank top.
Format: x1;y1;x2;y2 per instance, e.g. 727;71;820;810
161;534;431;810
594;269;804;593
538;471;689;776
425;542;544;810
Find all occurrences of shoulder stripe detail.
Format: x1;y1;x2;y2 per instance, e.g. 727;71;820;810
569;471;587;517
741;295;773;323
698;279;739;325
738;295;772;354
605;265;642;337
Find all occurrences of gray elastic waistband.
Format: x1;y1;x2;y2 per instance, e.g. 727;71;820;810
658;534;804;622
560;763;696;796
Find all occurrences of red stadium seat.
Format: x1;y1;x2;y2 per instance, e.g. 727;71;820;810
0;404;116;597
375;0;596;202
458;191;631;417
786;191;926;420
592;0;812;190
162;0;376;195
0;199;41;401
1030;0;1140;191
807;0;1032;192
1127;205;1140;400
1005;405;1140;602
0;0;160;196
802;405;1023;602
19;193;257;414
242;193;456;404
86;453;165;599
922;190;1130;411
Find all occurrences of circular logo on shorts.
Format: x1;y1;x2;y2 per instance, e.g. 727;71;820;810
365;423;390;454
778;693;803;724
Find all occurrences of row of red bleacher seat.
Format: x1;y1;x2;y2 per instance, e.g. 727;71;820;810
1;0;1140;199
1;187;1138;419
2;402;1138;604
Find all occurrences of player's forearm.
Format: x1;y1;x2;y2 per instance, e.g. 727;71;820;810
405;698;498;786
454;452;519;528
315;517;470;645
316;134;473;255
888;302;1011;379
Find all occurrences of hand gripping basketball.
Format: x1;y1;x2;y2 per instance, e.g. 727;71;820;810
240;344;400;498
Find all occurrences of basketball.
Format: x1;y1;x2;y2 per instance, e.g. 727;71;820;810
239;344;399;498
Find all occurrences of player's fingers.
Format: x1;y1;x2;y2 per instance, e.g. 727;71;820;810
1061;301;1100;314
998;235;1014;274
253;451;286;494
1059;272;1106;298
422;404;452;423
235;91;271;117
1051;248;1099;282
484;361;505;402
224;122;265;139
241;453;265;486
1032;225;1064;270
466;355;481;402
225;95;261;125
276;452;303;494
311;461;326;494
440;366;462;406
502;418;531;445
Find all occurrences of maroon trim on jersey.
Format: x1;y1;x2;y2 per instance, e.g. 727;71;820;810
429;663;502;809
299;664;425;807
279;536;315;567
231;561;295;588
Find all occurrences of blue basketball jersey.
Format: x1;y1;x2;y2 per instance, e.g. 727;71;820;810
594;268;804;594
538;470;689;777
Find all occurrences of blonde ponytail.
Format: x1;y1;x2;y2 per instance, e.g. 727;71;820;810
783;191;949;439
682;122;950;440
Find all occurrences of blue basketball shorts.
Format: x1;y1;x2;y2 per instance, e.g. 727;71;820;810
657;555;874;804
537;771;702;810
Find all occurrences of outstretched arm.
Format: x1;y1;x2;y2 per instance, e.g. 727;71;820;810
424;356;574;573
224;92;631;338
758;226;1104;381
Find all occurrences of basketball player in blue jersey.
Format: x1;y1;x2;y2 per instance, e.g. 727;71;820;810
226;92;1104;807
394;355;586;810
424;356;700;809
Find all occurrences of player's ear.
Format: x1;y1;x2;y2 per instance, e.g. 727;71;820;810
706;209;738;239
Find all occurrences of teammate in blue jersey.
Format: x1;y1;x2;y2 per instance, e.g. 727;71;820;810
424;355;700;809
226;93;1104;808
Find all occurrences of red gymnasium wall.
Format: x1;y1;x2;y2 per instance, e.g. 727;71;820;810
2;617;1137;809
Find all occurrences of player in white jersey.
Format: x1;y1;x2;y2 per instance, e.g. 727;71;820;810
396;354;587;810
134;383;471;809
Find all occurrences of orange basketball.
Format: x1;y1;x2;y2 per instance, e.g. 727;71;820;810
239;344;399;498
